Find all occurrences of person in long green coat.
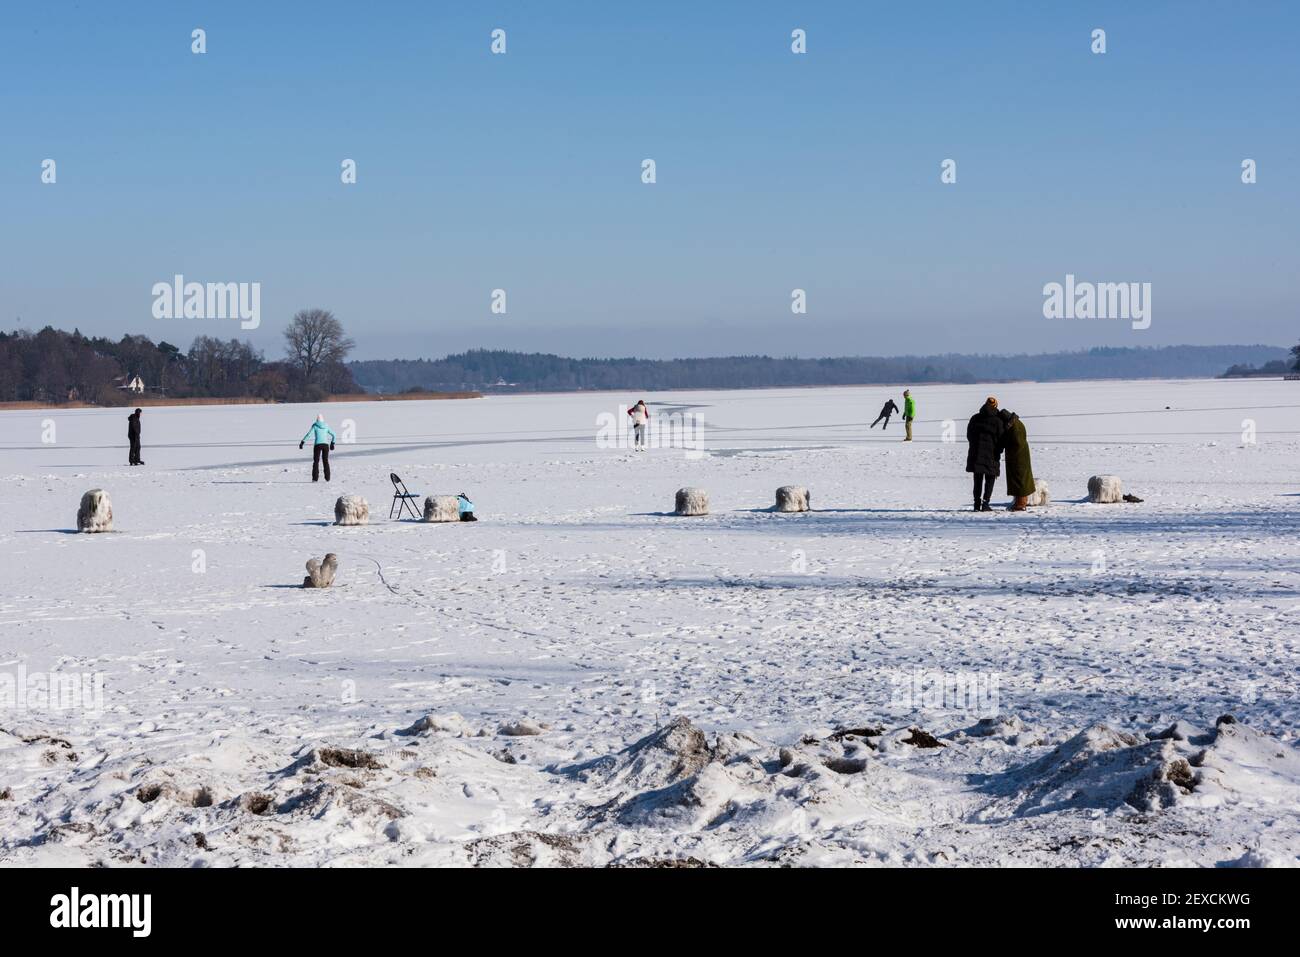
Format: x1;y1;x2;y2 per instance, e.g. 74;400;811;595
998;409;1035;510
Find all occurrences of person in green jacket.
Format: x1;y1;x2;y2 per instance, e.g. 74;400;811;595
998;408;1035;510
902;389;916;441
299;414;337;482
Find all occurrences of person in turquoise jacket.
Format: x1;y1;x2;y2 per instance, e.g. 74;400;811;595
299;414;337;482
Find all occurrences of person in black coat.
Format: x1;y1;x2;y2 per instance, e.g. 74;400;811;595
127;408;143;466
870;398;900;429
966;397;1004;511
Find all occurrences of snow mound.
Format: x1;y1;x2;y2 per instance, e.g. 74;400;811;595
774;485;810;512
1187;715;1300;808
499;719;547;737
134;772;216;810
423;495;459;523
959;714;1042;746
983;713;1300;819
275;781;403;822
990;724;1196;815
562;718;759;828
568;717;715;791
1026;479;1050;507
617;761;750;828
300;747;385;772
400;712;478;737
1088;474;1123;504
333;495;369;526
1220;848;1294;868
674;487;708;516
463;830;587;867
303;553;338;588
77;488;113;532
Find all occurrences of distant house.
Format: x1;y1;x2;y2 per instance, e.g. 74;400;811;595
116;375;145;394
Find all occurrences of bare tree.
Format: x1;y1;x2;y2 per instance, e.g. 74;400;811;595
283;309;355;386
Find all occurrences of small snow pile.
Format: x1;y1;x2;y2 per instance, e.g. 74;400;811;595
275;782;403;822
774;486;810;512
333;495;369;526
959;714;1041;746
564;717;754;828
1087;474;1123;504
1221;848;1293;868
869;725;951;754
569;717;715;790
463;830;587;867
1026;479;1050;507
499;719;547;737
1183;714;1300;809
221;743;406;834
309;747;385;771
674;487;709;516
303;553;338;588
901;728;945;749
423;495;459;523
399;712;479;737
779;727;878;776
990;724;1196;816
133;771;216;810
76;488;113;533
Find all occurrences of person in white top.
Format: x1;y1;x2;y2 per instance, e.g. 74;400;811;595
627;399;650;451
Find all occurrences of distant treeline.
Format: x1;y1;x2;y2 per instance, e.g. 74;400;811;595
6;330;1291;406
350;345;1291;394
0;326;358;405
1222;355;1300;378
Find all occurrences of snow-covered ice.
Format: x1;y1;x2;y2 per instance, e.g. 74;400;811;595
1;377;1298;867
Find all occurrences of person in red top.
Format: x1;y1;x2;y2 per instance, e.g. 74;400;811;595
627;399;650;451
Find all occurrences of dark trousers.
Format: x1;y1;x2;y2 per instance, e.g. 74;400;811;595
972;472;995;503
871;413;891;429
312;443;331;482
129;437;142;465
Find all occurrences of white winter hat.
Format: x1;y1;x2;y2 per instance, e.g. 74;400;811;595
316;413;324;421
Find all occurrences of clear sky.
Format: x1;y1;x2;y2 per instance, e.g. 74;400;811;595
2;1;1296;360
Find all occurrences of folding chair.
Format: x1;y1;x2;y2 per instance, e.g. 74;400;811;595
389;473;421;520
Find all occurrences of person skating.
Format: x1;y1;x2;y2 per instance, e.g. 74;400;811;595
902;389;916;441
127;408;144;465
627;399;650;451
998;408;1035;511
299;414;337;482
871;398;900;430
966;396;1005;511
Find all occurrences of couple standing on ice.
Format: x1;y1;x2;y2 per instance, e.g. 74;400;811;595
967;396;1035;512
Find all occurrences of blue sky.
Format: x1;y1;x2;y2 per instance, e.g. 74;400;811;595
2;1;1296;359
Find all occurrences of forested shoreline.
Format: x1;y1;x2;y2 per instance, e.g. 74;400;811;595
3;328;1291;407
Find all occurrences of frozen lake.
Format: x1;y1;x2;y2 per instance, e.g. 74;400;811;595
1;377;1298;866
